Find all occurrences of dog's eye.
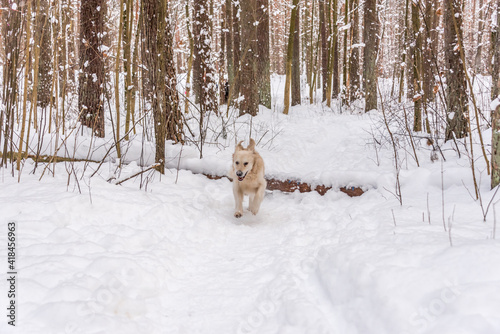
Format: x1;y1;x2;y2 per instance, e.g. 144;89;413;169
244;162;248;166
235;161;239;165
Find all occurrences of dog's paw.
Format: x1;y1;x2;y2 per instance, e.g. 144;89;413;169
249;207;259;215
234;211;242;218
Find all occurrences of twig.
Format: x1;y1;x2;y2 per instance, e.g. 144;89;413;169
115;163;161;185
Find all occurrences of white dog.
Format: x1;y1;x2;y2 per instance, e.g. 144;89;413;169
229;139;267;218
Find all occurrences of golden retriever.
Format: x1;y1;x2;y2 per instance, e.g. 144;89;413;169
229;139;267;218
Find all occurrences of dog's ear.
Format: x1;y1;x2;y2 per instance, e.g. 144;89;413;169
235;141;244;151
248;138;256;152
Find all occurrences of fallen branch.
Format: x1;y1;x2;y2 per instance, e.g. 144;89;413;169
115;163;161;185
204;173;364;197
3;152;365;197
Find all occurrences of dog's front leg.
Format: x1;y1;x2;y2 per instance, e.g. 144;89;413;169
233;185;244;218
249;184;265;215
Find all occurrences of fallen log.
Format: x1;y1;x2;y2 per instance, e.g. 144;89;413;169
2;152;365;197
204;173;364;197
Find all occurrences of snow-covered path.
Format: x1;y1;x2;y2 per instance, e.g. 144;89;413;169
2;108;500;334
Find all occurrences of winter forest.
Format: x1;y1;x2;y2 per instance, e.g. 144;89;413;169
1;0;500;332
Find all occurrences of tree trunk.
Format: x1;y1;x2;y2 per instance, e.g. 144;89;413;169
78;0;105;137
422;0;438;105
257;0;272;108
326;0;338;107
291;2;301;106
36;0;52;109
193;0;218;115
492;0;500;99
283;0;300;114
411;0;422;131
232;0;241;102
492;103;500;188
239;0;259;115
142;0;182;173
319;0;328;101
349;0;360;102
225;0;234;90
444;0;468;140
474;0;484;73
363;0;379;112
342;0;349;100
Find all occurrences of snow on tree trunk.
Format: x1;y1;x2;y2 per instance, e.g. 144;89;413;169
444;0;468;140
257;0;272;109
239;0;259;116
78;0;105;138
142;0;182;173
292;3;301;106
492;0;500;100
349;0;360;102
363;0;379;112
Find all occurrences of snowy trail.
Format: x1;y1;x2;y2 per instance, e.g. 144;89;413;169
2;108;500;334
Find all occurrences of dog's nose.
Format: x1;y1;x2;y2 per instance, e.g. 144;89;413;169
236;171;243;177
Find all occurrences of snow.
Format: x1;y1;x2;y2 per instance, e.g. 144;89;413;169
492;96;500;111
2;77;500;334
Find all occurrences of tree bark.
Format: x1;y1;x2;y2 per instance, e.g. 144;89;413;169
142;0;182;173
422;0;438;105
36;0;52;109
492;0;500;99
349;0;360;102
291;2;301;106
363;0;379;112
232;0;241;102
257;0;272;108
283;0;300;114
239;0;259;115
444;0;468;140
78;0;105;137
225;0;234;90
193;0;218;114
319;0;328;101
492;103;500;188
411;0;422;131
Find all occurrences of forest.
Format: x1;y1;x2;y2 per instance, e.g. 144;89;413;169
1;0;500;333
0;0;499;180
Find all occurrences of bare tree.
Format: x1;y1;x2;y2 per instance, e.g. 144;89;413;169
319;0;328;101
78;0;105;137
292;1;301;106
349;0;360;102
493;0;500;99
363;0;380;112
142;0;183;173
257;0;272;108
2;0;21;168
239;0;259;115
283;0;300;114
444;0;468;140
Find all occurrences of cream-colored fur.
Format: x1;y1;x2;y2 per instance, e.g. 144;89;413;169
229;139;267;218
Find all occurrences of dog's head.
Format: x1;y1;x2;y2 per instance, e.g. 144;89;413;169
232;139;257;182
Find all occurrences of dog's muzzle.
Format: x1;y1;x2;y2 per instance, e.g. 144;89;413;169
236;171;247;181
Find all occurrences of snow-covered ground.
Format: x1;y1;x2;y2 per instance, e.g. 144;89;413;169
2;76;500;334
